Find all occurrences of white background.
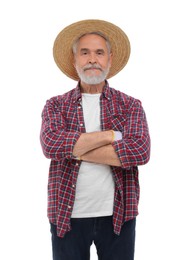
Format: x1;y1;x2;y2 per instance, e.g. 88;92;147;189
0;0;190;259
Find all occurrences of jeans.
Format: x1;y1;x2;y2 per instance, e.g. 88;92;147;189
50;216;136;260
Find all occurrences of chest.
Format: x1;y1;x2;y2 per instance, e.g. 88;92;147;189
62;96;128;132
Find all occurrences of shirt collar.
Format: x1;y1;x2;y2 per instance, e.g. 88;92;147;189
102;80;111;100
72;80;111;103
72;82;82;103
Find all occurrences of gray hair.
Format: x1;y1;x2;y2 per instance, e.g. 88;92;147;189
72;32;111;54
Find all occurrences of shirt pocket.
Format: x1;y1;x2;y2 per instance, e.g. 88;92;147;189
111;114;128;131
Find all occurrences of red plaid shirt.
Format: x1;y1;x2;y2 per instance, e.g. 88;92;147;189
40;81;150;238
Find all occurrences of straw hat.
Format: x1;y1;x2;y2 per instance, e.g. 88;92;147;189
53;19;131;80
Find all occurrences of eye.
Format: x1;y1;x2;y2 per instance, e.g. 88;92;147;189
96;50;104;55
80;49;89;55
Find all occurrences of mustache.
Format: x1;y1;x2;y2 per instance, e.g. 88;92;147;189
83;64;102;71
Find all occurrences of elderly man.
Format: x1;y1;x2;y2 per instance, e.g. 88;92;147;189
40;19;150;260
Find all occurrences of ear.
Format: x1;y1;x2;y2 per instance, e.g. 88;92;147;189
73;56;76;68
109;52;113;66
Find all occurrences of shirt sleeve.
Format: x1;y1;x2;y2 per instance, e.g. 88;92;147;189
112;99;151;169
40;97;81;160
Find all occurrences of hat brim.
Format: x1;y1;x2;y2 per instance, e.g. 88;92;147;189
53;19;131;81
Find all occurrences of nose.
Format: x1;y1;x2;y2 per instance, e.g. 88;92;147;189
88;53;97;64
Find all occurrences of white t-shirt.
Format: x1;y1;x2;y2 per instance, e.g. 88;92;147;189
71;93;115;218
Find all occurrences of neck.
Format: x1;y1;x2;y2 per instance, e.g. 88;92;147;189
80;80;105;94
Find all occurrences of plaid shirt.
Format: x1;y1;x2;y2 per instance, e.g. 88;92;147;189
40;81;150;238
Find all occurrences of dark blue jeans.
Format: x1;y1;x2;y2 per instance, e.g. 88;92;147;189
50;216;136;260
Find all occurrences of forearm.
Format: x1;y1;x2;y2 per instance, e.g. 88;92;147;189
112;135;150;168
40;97;82;160
81;144;122;167
40;128;81;160
73;130;113;157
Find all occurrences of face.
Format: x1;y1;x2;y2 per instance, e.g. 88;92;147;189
73;34;112;85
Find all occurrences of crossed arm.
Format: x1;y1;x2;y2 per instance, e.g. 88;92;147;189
72;131;122;166
40;97;150;168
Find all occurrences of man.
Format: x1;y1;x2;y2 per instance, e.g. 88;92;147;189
40;19;150;260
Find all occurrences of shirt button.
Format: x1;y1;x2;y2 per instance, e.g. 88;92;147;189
72;184;75;188
68;205;72;209
76;163;79;166
80;123;83;126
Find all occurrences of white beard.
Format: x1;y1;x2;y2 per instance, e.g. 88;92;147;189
75;64;110;85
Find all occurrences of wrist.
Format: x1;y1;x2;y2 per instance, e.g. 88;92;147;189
110;130;115;143
109;130;122;142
